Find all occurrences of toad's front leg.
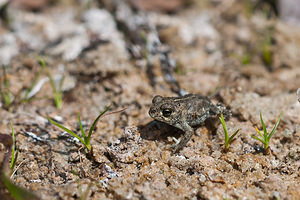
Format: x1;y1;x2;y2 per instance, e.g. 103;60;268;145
172;121;194;153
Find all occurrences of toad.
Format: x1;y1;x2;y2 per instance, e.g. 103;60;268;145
149;94;230;152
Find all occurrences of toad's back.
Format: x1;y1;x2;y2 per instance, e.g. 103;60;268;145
175;94;218;127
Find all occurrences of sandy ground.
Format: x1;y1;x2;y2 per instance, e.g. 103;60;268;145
0;0;299;199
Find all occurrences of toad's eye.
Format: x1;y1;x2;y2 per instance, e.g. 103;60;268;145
162;109;172;117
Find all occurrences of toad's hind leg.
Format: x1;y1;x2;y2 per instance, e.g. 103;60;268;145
172;122;194;153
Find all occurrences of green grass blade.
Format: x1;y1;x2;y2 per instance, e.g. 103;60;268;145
260;111;268;139
48;117;86;145
53;92;62;109
2;174;39;200
37;56;46;67
10;122;16;169
23;67;43;101
3;92;12;106
3;67;10;89
38;56;63;109
268;112;282;141
250;134;265;145
219;114;228;143
229;129;240;143
54;76;64;109
78;113;87;142
264;142;269;151
47;71;57;94
11;151;19;174
59;76;65;92
87;107;110;144
1;67;12;106
38;56;57;93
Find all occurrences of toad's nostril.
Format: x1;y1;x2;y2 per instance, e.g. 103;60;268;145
149;108;157;116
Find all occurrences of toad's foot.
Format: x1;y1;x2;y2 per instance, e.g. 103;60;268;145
172;128;194;153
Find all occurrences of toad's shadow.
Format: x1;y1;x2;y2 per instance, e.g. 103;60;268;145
138;120;183;141
139;118;220;141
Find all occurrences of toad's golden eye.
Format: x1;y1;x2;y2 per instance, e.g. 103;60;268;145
162;109;172;117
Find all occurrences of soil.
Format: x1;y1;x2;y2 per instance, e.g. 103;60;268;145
0;0;299;200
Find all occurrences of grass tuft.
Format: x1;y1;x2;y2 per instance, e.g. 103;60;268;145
219;113;240;152
0;64;44;110
38;56;64;109
0;66;13;108
21;66;44;102
10;123;18;172
250;111;282;154
48;107;110;155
